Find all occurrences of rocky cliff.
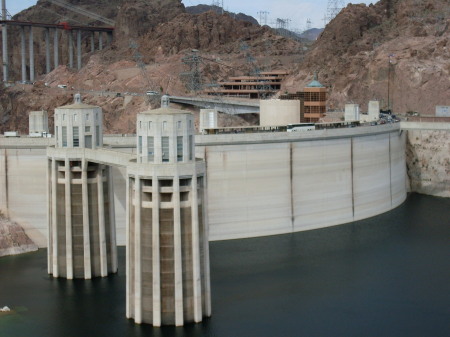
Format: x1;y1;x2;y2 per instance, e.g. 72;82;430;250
185;4;259;25
0;0;449;133
0;215;38;257
284;0;450;114
406;130;450;197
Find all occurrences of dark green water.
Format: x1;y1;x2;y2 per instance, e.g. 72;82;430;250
0;193;449;337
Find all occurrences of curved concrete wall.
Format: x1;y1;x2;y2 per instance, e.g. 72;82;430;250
196;124;407;240
0;125;407;246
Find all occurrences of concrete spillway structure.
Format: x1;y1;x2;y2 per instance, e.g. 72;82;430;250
47;94;117;279
126;96;211;326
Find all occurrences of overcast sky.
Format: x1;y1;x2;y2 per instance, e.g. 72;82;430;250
8;0;375;29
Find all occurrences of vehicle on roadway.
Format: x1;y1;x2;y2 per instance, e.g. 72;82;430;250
287;123;315;132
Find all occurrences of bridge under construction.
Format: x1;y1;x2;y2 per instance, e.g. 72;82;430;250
0;0;114;83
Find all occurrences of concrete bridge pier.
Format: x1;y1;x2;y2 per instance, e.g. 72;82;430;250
68;30;73;68
90;31;95;53
20;26;26;83
77;30;81;70
98;31;103;50
1;0;8;82
45;28;50;74
54;28;59;68
29;26;34;82
107;31;113;45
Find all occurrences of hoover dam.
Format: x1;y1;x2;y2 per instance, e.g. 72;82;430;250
0;123;409;248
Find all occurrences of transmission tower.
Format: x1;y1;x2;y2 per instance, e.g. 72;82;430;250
240;42;273;99
306;18;312;31
180;49;203;93
211;0;224;14
258;11;269;26
326;0;345;24
129;40;159;103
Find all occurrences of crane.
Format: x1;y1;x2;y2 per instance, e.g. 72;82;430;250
46;0;115;26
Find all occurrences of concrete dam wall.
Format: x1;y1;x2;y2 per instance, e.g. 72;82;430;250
195;125;407;240
0;125;407;247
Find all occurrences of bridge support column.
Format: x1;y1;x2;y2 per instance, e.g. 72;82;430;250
68;30;73;68
90;31;95;53
1;22;8;82
20;26;26;83
107;31;113;45
54;28;59;68
45;28;51;73
77;30;81;70
29;26;34;82
98;31;103;50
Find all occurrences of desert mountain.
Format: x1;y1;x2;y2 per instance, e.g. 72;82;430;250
0;0;449;134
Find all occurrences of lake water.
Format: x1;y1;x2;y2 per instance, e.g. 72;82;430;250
0;193;449;337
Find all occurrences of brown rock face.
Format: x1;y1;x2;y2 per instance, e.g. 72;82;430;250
286;0;450;114
114;0;185;43
0;215;38;257
406;130;450;197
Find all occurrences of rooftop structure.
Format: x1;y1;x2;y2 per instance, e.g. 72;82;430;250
280;73;327;122
204;70;288;99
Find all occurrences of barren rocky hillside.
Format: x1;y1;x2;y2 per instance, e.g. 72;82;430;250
0;0;449;134
284;0;450;113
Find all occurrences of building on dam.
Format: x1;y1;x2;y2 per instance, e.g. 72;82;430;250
47;94;117;279
126;96;211;326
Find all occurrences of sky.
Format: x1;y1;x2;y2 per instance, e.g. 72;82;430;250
8;0;376;29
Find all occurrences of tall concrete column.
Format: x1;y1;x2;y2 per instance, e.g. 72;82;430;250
76;30;81;70
82;159;92;279
20;26;26;83
191;173;203;322
90;31;94;53
98;31;103;50
68;30;73;68
97;166;108;277
47;159;53;275
45;28;51;73
65;159;74;280
173;174;184;326
108;166;117;273
29;26;35;82
134;177;142;324
2;0;8;82
125;175;131;318
152;174;161;326
54;28;59;68
202;176;212;316
51;158;59;277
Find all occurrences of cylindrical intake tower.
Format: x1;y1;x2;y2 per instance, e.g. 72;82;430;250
127;97;211;326
47;94;117;279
